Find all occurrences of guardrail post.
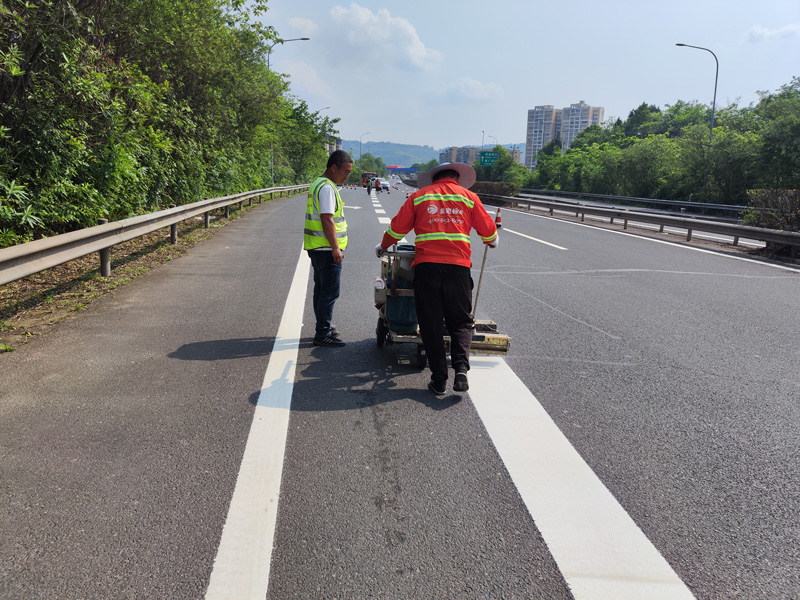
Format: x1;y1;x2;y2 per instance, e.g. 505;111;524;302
225;206;230;218
248;197;252;207
624;219;628;230
98;219;111;277
733;235;739;246
549;207;554;216
581;213;585;222
170;206;178;244
610;217;614;224
659;225;665;233
687;229;693;242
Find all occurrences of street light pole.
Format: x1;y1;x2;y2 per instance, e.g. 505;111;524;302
359;132;370;162
676;43;719;200
267;37;310;71
676;43;718;144
481;130;484;150
488;135;498;147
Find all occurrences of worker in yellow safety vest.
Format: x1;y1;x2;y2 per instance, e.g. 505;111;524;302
304;150;353;347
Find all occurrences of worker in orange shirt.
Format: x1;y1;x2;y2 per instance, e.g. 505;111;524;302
376;163;498;395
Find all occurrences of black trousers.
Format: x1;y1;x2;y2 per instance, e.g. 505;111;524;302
413;262;473;383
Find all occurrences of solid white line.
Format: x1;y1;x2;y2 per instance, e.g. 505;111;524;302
469;357;696;600
504;227;568;250
205;249;309;600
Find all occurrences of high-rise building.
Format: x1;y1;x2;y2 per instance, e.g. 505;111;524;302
525;101;604;169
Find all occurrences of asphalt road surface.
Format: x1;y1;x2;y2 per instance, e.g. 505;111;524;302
1;182;798;599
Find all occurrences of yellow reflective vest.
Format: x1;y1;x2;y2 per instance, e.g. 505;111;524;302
304;177;349;251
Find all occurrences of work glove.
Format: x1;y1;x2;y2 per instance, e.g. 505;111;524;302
375;243;385;258
486;235;499;249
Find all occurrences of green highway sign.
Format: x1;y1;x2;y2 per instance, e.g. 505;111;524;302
479;151;499;166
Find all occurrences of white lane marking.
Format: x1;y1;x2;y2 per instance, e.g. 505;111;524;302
205;249;309;600
375;209;386;214
378;217;391;224
509;208;800;274
504;227;568;250
469;357;696;600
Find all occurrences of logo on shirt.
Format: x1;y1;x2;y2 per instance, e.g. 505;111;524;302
427;205;438;215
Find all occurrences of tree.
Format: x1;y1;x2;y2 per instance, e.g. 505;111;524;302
624;103;662;138
0;0;336;245
754;77;800;189
473;146;528;185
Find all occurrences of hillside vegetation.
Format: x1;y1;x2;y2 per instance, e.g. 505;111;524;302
0;0;337;248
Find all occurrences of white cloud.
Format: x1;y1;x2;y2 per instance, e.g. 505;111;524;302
452;78;504;102
287;17;317;37
427;77;505;104
748;23;800;42
328;3;443;71
282;61;330;97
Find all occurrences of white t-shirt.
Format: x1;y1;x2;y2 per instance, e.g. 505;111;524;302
317;183;337;215
311;182;341;251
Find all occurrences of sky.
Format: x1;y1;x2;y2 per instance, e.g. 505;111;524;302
260;0;800;153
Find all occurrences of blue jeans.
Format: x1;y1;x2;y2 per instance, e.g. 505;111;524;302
308;250;342;338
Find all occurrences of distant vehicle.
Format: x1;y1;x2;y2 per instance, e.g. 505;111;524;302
381;179;390;191
362;171;377;187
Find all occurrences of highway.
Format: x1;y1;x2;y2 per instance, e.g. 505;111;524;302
1;182;798;599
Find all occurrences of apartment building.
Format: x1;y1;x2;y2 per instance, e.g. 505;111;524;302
525;101;604;169
324;138;343;154
439;146;481;165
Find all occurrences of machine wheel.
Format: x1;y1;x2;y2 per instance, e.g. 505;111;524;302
415;344;427;369
376;317;388;348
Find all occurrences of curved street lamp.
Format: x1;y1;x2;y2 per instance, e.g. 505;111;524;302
488;135;498;147
359;132;370;161
676;43;718;144
267;37;310;71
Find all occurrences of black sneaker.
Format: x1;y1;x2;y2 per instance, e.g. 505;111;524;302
428;379;446;395
313;335;345;347
453;371;469;392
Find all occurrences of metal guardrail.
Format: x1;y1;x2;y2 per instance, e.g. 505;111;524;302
0;185;310;286
479;193;800;253
520;188;748;216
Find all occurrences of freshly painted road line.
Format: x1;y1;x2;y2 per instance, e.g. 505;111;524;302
469;357;695;600
375;208;386;214
378;217;391;224
205;249;310;600
504;227;568;250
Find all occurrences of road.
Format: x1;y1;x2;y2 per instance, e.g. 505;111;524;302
1;181;798;599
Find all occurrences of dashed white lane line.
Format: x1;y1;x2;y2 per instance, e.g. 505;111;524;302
504;227;568;250
469;357;695;600
378;217;391;224
375;209;386;214
205;249;309;600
